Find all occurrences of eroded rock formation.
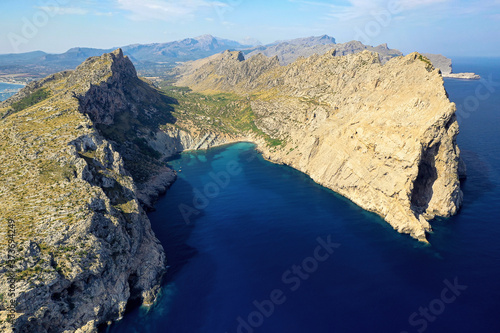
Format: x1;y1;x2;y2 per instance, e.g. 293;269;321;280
0;47;466;332
0;50;167;332
177;50;465;242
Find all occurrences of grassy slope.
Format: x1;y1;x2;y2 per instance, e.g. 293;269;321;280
159;85;283;146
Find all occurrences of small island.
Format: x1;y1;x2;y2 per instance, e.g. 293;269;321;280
422;53;481;79
443;72;481;80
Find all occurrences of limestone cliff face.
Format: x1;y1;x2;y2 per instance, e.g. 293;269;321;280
150;126;242;157
177;50;464;242
0;50;166;332
0;46;466;331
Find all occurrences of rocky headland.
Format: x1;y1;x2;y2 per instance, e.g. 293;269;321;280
0;49;173;332
422;53;480;79
176;50;465;242
442;72;481;80
0;47;465;331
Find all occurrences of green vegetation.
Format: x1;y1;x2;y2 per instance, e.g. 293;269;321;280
96;111;135;143
133;138;161;159
14;265;50;281
267;138;283;147
161;86;256;134
39;160;77;183
94;101;168;183
418;55;433;68
114;199;137;215
59;245;77;252
160;85;283;147
299;96;329;107
10;88;51;113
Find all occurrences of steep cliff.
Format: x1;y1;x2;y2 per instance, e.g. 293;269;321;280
422;53;452;75
422;53;480;79
0;46;466;331
176;50;464;242
0;50;169;332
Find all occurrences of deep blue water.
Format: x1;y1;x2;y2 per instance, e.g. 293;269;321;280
107;58;500;333
0;82;24;101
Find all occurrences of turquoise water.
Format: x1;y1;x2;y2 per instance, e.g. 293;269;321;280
0;82;24;101
106;58;500;333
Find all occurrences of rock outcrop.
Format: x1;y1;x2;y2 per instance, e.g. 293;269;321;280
442;72;481;80
422;53;480;79
0;49;168;332
0;46;467;331
176;50;465;242
242;40;479;80
422;53;452;75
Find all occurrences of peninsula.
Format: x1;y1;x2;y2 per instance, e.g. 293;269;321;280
0;48;464;331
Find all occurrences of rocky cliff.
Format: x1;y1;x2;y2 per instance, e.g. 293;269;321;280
422;53;480;79
0;46;467;331
422;53;452;75
176;50;465;242
0;50;171;332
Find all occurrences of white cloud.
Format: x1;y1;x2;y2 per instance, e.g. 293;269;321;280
94;12;114;17
398;0;450;10
36;6;114;17
37;6;89;15
115;0;228;21
305;0;452;21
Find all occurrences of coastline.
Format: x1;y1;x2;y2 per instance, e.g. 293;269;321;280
0;81;26;87
442;72;481;80
0;82;25;102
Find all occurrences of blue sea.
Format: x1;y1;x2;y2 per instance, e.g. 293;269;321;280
106;58;500;333
0;82;24;101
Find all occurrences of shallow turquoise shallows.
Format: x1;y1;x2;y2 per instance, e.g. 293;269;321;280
106;58;500;333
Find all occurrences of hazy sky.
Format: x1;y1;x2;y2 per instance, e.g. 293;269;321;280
0;0;499;57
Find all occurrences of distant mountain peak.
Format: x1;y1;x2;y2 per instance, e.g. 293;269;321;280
195;34;217;41
239;37;262;46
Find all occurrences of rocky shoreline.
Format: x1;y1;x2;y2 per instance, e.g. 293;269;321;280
0;50;168;333
443;72;481;80
177;50;465;242
0;48;466;332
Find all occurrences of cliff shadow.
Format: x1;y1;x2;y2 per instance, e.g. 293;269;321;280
149;176;206;282
410;143;440;214
100;176;210;332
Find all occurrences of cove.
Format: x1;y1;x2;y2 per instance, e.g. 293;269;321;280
106;57;500;333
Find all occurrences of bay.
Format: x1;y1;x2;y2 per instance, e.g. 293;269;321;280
106;58;500;333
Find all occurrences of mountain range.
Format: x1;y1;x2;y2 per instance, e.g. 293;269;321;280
0;34;456;81
0;35;256;78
